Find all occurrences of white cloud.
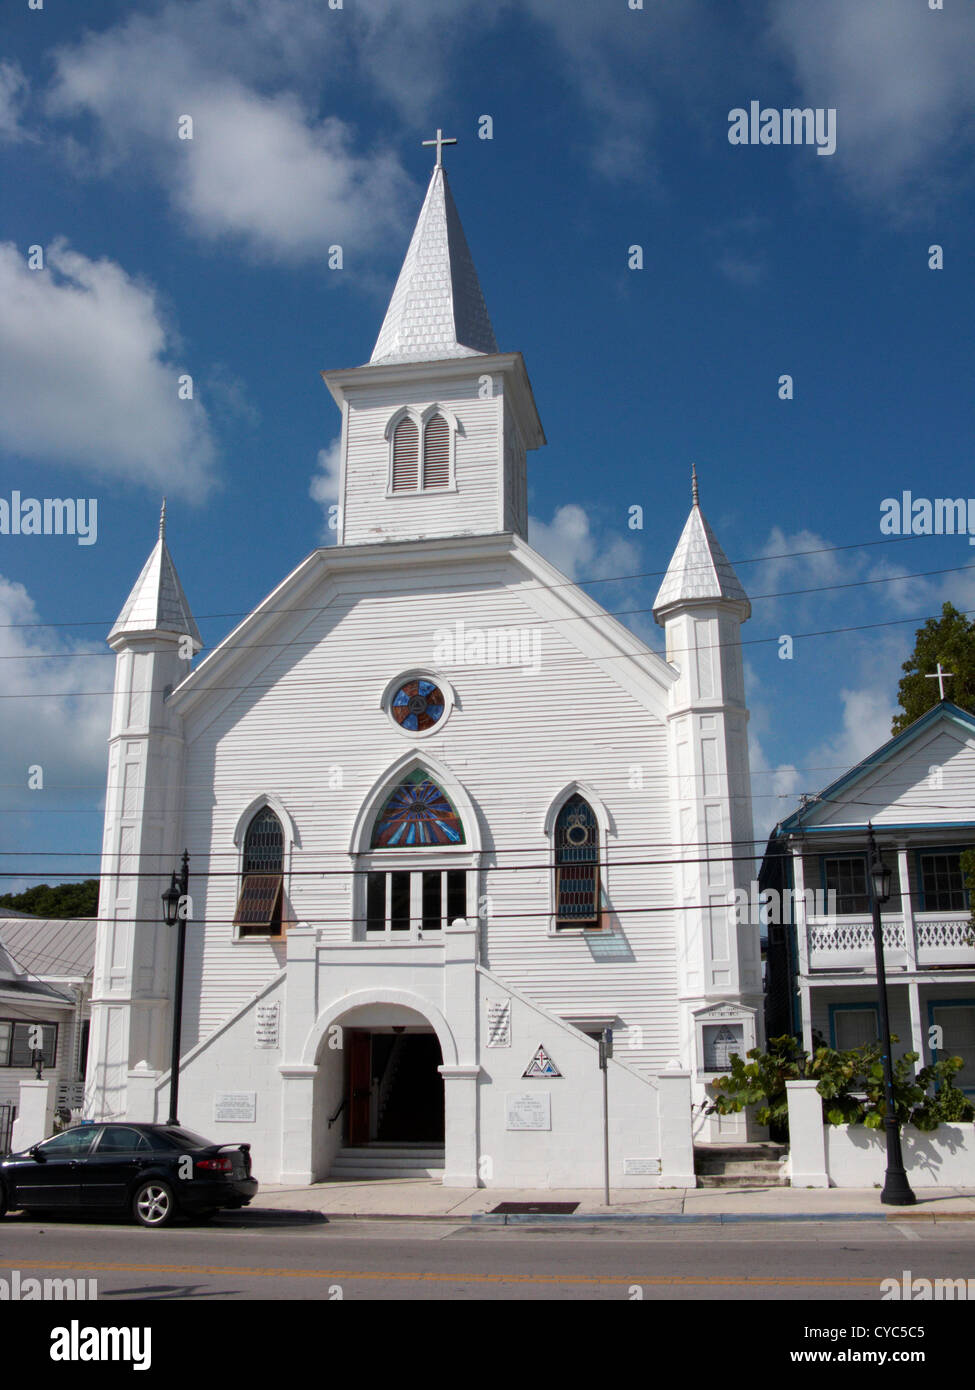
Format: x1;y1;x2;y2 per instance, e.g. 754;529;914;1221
46;4;414;264
0;575;111;890
310;436;343;543
529;503;639;582
807;685;898;789
0;240;217;498
770;0;975;202
0;61;33;144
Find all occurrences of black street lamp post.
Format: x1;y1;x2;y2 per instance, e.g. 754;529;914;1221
161;850;190;1128
867;822;916;1206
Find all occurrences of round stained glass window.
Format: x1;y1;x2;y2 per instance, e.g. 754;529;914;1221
390;678;446;733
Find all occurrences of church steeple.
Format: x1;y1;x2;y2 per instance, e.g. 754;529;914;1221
653;473;750;621
322;136;544;548
369;160;499;366
109;501;202;648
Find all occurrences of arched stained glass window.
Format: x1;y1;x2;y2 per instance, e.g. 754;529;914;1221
371;769;465;848
234;806;284;935
554;795;600;925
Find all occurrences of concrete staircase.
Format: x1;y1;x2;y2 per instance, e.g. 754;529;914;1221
694;1142;789;1188
328;1142;445;1181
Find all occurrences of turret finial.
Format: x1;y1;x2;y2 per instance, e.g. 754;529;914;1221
691;464;699;507
159;498;167;541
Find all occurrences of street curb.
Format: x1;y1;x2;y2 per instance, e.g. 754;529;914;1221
468;1211;890;1226
246;1207;899;1225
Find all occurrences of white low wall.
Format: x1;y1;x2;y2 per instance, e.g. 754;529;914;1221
825;1124;975;1187
786;1081;975;1187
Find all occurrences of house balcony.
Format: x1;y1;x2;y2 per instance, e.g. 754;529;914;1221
806;912;975;974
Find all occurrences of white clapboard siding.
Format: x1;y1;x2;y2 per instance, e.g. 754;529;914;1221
178;550;682;1067
812;727;975;829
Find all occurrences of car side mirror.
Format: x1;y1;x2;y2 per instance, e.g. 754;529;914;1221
28;1145;45;1162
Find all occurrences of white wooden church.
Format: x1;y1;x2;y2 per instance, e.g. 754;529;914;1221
85;143;763;1187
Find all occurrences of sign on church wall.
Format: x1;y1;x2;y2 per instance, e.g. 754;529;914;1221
254;1002;280;1049
214;1092;257;1123
505;1093;551;1130
486;999;510;1047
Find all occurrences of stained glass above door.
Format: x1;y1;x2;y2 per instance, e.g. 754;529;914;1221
371;768;465;847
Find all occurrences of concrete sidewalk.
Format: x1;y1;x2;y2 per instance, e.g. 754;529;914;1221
248;1180;975;1224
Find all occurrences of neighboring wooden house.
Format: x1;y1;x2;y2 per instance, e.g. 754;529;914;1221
762;702;975;1092
0;909;96;1143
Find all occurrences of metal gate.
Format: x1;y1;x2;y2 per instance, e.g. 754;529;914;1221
0;1103;15;1155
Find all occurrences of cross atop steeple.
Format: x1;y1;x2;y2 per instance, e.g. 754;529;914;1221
422;127;457;168
925;662;954;700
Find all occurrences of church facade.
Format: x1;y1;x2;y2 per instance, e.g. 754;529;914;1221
85;152;763;1187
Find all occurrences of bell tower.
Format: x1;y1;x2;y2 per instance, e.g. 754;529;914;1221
322;133;545;547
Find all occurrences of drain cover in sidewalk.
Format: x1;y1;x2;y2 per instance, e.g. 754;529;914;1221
490;1201;579;1214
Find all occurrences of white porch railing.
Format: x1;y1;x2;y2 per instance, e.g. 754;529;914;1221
806;911;975;971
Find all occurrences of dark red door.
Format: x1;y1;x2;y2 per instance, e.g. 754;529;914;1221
348;1032;371;1144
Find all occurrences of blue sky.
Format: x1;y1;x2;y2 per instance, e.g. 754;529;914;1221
2;0;974;889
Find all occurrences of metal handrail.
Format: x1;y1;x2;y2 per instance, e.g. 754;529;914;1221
327;1096;346;1129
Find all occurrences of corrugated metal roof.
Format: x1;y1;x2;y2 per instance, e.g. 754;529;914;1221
370;165;499;365
109;536;202;645
653;503;750;617
0;917;96;980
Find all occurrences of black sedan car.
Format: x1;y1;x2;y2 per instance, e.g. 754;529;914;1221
0;1122;257;1227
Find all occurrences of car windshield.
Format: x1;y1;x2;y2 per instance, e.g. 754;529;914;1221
38;1127;97;1156
155;1127;214;1149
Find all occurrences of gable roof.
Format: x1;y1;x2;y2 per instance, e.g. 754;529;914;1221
775;701;975;835
370;164;498;366
164;531;676;726
0;917;96;980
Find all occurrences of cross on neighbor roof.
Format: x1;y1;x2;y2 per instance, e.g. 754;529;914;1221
422;127;457;168
925;662;954;700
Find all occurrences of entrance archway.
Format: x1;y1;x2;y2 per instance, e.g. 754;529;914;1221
346;1028;444;1145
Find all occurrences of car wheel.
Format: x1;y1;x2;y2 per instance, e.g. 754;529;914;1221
132;1179;176;1228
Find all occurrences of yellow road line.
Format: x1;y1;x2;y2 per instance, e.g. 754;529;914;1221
9;1261;884;1287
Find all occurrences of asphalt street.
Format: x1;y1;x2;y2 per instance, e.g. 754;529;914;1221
2;1210;974;1301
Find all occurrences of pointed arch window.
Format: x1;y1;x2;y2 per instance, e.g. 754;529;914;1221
422;413;450;489
234;806;284;936
371;768;465;848
391;416;419;492
554;795;600;926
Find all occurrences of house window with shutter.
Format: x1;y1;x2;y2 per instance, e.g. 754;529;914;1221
554;795;601;927
391;416;419;492
422;413;450;489
234;806;284;937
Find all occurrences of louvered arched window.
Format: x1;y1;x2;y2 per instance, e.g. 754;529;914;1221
422;414;450;489
233;806;284;936
391;417;419;492
554;795;600;926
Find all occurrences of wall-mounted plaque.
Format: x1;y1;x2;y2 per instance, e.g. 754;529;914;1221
623;1157;661;1176
505;1092;551;1131
214;1092;256;1123
487;1000;511;1047
255;1002;280;1049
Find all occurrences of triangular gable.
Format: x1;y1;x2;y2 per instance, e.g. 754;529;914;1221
779;702;975;833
